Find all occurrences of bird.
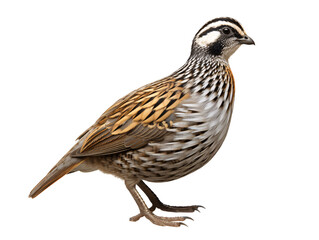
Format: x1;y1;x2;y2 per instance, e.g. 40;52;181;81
29;17;254;227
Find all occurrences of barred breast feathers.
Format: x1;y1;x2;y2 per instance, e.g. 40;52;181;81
145;58;235;164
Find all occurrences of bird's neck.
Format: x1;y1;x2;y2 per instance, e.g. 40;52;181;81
172;55;230;86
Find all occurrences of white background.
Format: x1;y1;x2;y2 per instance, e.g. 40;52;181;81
1;0;318;239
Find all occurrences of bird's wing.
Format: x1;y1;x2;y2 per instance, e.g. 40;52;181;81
71;77;189;157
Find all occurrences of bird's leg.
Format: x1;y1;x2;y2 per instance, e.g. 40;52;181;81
125;179;190;227
140;181;204;212
130;180;203;222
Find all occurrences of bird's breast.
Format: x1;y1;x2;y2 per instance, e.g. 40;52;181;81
132;84;234;182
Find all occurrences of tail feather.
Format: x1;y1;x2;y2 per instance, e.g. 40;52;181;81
29;156;84;198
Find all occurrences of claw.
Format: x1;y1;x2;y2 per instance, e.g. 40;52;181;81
195;205;205;212
179;222;188;227
183;216;194;221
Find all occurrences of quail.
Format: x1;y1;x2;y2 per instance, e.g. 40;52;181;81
29;17;254;227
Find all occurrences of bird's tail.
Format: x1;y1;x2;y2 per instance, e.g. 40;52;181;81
29;155;84;198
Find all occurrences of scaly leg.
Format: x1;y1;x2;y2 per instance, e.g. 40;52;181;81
125;179;191;227
130;180;204;222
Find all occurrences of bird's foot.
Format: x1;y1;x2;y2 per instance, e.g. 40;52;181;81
130;209;192;227
126;180;203;227
130;204;204;222
155;203;205;213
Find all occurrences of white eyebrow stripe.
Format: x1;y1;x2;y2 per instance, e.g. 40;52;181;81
196;31;221;47
197;21;245;37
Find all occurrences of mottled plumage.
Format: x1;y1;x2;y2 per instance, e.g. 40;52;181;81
29;17;254;227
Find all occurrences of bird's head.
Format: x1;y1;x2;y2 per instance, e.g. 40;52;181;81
192;17;254;60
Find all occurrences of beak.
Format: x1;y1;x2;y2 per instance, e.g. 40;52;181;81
237;35;255;45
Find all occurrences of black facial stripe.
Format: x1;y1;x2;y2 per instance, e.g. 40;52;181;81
198;25;242;39
209;41;223;56
200;17;244;33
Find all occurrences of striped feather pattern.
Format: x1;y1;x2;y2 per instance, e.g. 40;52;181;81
73;78;190;156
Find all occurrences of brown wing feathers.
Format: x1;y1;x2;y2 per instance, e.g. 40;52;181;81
76;77;189;156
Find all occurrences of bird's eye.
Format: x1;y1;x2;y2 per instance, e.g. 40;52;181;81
222;28;231;35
